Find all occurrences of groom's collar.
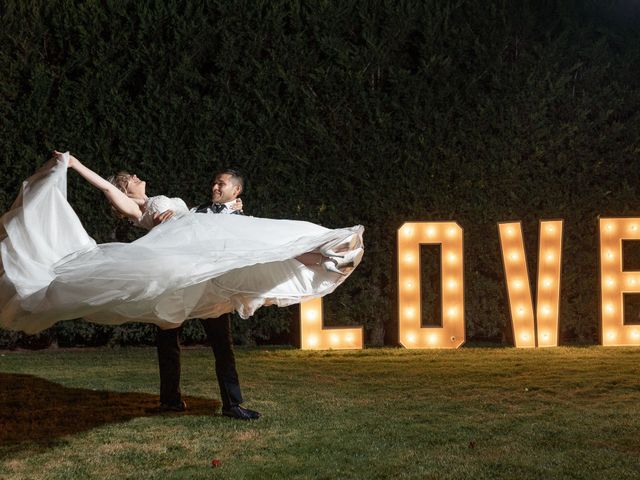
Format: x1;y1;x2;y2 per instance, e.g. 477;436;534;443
211;199;238;209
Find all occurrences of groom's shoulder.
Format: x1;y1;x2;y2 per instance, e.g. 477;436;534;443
193;202;211;213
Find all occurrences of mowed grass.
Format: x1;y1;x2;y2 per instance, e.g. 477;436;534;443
1;346;640;479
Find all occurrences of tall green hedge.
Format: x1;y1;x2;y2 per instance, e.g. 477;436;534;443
1;0;639;348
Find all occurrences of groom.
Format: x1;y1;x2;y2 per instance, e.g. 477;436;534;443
155;168;261;420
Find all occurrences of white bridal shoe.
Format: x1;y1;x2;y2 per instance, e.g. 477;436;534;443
322;247;364;275
320;234;360;258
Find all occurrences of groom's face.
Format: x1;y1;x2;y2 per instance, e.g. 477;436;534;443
211;173;241;203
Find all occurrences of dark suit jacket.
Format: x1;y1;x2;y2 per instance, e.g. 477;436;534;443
157;198;245;408
194;202;243;215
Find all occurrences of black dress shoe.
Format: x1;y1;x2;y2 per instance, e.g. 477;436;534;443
221;405;261;420
159;400;187;412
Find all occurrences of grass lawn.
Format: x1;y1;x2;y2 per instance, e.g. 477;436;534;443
1;346;639;479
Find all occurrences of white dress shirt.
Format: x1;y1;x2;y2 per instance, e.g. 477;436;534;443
190;199;238;214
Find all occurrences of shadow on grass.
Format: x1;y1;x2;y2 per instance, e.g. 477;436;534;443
0;372;219;458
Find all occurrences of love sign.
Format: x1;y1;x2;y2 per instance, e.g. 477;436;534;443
299;218;640;350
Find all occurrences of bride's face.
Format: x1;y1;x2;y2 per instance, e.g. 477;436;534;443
125;174;146;198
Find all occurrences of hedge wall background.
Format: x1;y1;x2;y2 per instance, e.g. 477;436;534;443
1;0;639;348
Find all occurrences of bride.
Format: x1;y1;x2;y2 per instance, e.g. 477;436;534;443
0;151;363;334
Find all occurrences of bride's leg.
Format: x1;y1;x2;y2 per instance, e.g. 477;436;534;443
295;252;343;275
297;236;364;272
295;252;324;266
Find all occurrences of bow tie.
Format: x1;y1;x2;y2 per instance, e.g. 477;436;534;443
211;203;226;213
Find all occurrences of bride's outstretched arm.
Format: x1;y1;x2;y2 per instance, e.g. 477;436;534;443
54;151;142;221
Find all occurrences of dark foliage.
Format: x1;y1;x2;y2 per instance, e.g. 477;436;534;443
1;0;639;347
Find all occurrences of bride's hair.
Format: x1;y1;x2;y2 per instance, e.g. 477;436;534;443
106;171;132;219
107;171;132;194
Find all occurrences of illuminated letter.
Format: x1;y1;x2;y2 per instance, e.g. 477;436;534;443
300;298;363;350
398;222;465;349
498;220;563;347
599;218;640;346
499;222;536;347
535;220;563;347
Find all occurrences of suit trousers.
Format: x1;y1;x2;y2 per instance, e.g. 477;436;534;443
156;314;244;408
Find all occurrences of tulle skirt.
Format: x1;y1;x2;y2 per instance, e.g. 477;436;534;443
0;161;363;334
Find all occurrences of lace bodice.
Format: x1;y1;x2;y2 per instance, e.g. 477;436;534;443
133;195;190;230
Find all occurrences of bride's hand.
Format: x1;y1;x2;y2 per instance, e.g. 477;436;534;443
152;210;175;226
52;150;78;168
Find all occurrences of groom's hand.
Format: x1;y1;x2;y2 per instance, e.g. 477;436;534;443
231;198;243;213
153;210;175;225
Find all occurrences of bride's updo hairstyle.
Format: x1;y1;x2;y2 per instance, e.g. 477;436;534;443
107;171;132;194
106;171;133;219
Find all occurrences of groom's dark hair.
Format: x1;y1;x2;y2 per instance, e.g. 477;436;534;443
213;168;245;194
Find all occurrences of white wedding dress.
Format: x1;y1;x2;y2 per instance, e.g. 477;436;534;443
0;155;364;334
